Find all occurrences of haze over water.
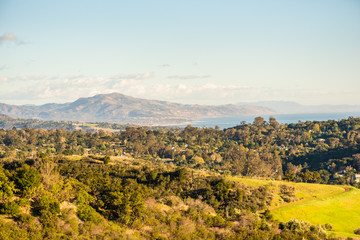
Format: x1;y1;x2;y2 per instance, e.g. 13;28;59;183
182;112;360;129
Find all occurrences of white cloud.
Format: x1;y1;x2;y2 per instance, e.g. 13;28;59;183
0;73;357;106
0;72;154;104
123;83;256;104
167;75;211;80
0;75;283;105
0;77;9;82
299;89;330;95
111;72;154;80
0;33;23;45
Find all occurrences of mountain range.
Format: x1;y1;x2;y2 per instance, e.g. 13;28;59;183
0;93;274;125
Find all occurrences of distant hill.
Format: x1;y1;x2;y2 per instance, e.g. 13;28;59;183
0;114;77;131
0;93;274;125
237;101;360;114
0;114;134;132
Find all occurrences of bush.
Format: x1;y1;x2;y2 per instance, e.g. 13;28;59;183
280;184;295;203
14;165;42;194
33;192;60;216
354;227;360;235
263;209;273;220
16;198;30;207
0;201;20;215
77;204;103;223
39;209;57;230
103;156;110;164
203;214;225;227
16;213;35;225
280;219;310;234
310;225;326;237
323;223;333;231
0;167;15;201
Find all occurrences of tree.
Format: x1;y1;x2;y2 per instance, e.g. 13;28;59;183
254;117;265;126
103;155;111;164
0;167;15;201
269;116;279;128
14;165;42;195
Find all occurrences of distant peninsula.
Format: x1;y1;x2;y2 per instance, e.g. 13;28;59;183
0;93;274;125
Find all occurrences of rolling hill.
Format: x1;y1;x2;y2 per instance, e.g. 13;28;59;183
0;93;274;125
230;176;360;238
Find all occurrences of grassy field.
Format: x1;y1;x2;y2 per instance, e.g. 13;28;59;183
61;157;360;237
229;176;360;237
228;176;345;208
271;187;360;237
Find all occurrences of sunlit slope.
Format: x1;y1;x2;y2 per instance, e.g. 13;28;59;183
228;177;346;208
229;176;360;236
271;187;360;235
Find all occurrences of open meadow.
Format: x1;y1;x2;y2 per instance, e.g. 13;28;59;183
229;176;360;237
271;187;360;237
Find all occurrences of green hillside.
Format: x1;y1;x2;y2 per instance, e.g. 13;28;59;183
230;176;360;237
272;187;360;237
1;117;360;239
228;177;346;208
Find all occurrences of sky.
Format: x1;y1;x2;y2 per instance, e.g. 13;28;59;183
0;0;359;106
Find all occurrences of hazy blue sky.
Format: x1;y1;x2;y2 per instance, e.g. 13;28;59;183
1;0;359;105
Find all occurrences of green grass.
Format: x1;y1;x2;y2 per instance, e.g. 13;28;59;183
228;176;345;208
228;176;360;236
271;187;360;235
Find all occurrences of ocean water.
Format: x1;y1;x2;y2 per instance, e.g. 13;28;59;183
179;112;360;129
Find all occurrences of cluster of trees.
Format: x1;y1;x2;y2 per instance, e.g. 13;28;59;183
1;117;360;185
0;155;332;239
1;117;359;238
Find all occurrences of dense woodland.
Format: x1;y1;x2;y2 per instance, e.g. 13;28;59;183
0;116;359;239
2;116;360;184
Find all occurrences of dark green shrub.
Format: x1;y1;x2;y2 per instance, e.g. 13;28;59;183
0;222;30;240
0;201;20;215
16;213;35;225
280;219;310;234
149;169;159;181
263;209;273;220
77;204;103;223
33;192;60;216
75;188;94;205
39;209;57;230
203;214;225;227
0;167;15;201
14;165;42;194
103;155;110;164
323;223;332;231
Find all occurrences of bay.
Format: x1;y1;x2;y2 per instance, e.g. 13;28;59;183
178;112;360;129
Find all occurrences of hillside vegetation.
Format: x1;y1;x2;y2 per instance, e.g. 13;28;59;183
228;176;360;237
228;177;346;209
0;116;360;239
0;155;335;239
272;187;360;238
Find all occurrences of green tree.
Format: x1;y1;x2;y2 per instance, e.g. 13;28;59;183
14;165;42;195
0;167;15;201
